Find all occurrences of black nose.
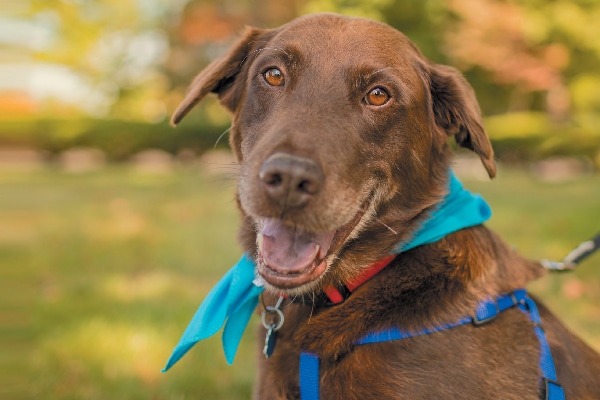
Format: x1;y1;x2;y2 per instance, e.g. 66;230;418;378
259;153;323;208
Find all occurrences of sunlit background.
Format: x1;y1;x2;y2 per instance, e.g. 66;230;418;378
2;0;599;399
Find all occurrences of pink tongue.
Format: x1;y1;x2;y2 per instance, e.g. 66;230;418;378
259;219;335;273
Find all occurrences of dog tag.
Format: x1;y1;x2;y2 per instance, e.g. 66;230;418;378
263;328;277;358
261;296;285;359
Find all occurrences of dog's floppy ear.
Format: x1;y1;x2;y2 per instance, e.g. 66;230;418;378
170;27;268;126
428;63;496;178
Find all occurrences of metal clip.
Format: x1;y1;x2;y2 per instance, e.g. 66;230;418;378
541;232;600;272
540;259;576;271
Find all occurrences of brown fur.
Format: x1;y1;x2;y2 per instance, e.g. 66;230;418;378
172;13;600;399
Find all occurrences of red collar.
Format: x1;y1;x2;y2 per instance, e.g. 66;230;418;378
322;254;396;304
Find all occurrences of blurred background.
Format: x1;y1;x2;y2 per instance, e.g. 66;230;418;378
1;0;599;398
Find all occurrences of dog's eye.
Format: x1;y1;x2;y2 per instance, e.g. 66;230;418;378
264;68;285;86
365;87;390;106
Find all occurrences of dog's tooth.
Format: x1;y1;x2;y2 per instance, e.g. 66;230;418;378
257;233;264;253
314;245;321;260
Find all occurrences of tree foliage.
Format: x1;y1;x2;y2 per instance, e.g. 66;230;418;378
3;0;599;163
14;0;600;117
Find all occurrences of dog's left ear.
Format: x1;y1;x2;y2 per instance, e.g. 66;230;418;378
427;63;496;178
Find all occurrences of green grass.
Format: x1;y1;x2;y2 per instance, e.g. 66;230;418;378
2;164;599;399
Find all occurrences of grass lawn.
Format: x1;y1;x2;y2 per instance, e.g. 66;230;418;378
2;162;599;399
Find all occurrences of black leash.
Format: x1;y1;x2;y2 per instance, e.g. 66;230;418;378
542;232;600;271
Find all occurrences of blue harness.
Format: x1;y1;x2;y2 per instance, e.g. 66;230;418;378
299;289;566;400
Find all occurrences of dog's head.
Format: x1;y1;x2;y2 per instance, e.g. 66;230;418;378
172;14;496;295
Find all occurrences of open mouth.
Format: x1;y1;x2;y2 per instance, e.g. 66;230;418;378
256;200;370;289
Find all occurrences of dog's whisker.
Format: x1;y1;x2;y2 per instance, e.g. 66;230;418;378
367;66;399;79
213;127;231;149
376;217;398;235
259;46;291;57
240;46;291;66
287;295;301;308
308;297;316;324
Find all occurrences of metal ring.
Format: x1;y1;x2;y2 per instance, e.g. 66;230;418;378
261;306;285;331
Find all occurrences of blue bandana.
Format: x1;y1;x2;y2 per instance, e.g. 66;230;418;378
162;171;491;371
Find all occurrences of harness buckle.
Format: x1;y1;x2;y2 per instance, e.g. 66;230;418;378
472;299;500;326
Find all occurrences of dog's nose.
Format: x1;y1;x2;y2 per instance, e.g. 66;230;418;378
259;153;323;208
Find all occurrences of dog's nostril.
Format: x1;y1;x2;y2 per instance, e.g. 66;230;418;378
297;179;317;195
263;172;283;187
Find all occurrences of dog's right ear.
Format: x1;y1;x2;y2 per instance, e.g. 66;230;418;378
425;63;497;178
170;27;268;126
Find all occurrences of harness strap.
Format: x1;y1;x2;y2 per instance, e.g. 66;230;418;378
519;297;566;400
299;352;320;400
299;290;566;400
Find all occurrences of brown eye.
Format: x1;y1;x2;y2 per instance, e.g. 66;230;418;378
365;87;390;106
264;68;285;86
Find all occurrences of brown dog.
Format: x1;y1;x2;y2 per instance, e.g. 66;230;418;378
171;13;600;399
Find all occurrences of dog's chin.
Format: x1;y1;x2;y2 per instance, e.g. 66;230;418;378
255;199;371;292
